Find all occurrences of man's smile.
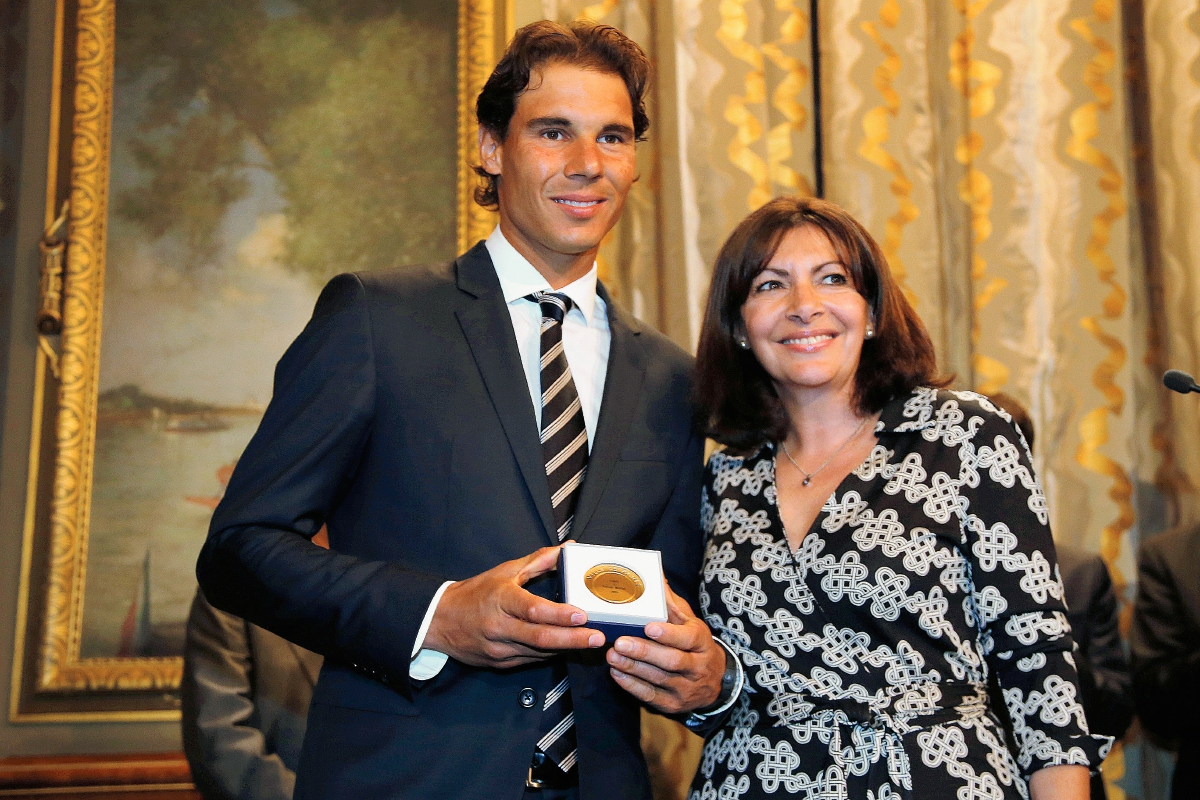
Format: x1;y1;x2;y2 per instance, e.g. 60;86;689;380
553;198;604;207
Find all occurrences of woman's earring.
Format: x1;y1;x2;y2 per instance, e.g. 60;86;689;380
865;325;875;339
736;337;751;349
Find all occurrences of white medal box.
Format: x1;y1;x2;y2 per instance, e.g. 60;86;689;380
557;542;668;641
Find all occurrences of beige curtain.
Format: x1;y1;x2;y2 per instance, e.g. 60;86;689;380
515;1;1200;798
1143;0;1200;525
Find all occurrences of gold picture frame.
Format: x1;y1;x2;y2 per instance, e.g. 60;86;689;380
11;0;506;722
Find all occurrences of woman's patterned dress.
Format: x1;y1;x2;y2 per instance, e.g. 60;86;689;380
690;389;1110;800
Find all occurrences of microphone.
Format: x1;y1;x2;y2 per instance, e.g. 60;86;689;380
1163;369;1200;394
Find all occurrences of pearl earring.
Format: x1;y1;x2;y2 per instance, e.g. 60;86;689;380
865;325;874;339
737;338;751;349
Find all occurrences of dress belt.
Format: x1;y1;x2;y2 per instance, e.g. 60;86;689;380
759;682;994;799
773;680;990;733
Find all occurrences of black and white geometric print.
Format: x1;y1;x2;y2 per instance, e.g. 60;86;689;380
691;388;1111;800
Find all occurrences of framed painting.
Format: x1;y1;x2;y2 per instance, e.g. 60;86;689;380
11;0;505;720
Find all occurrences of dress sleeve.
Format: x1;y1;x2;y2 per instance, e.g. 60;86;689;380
957;400;1112;779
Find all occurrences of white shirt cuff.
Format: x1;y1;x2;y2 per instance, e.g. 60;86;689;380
408;581;454;681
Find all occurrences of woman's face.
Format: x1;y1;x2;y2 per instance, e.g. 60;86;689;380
740;225;871;405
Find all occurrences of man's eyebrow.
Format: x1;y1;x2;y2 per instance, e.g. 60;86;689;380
599;122;636;138
525;117;636;139
528;116;574;129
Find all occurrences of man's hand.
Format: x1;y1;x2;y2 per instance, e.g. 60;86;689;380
606;583;726;714
423;545;604;669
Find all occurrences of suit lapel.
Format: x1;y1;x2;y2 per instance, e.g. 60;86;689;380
454;243;557;543
573;287;646;539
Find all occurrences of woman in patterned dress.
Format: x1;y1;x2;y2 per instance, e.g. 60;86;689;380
688;197;1109;800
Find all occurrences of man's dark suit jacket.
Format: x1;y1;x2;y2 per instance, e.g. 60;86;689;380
182;590;323;800
196;243;704;800
1131;523;1200;800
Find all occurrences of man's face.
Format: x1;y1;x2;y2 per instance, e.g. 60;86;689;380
480;62;638;274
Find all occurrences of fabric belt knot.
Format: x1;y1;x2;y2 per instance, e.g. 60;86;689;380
782;680;990;732
767;682;991;800
525;291;589;779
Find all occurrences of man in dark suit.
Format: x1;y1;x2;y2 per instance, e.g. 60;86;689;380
182;590;322;800
196;20;737;800
1131;522;1200;800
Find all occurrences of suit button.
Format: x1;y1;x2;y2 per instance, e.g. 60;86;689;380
520;688;537;708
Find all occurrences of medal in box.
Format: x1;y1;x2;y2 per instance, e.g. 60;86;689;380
557;542;668;641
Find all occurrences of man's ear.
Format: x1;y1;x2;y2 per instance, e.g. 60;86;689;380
479;126;502;177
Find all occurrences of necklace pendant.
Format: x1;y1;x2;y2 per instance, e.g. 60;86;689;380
802;476;811;486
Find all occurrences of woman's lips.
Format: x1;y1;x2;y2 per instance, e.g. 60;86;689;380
779;332;836;352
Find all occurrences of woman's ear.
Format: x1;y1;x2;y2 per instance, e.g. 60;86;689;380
733;320;751;350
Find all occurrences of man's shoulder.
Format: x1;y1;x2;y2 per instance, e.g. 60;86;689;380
1140;521;1200;563
354;259;460;300
1054;545;1109;601
636;323;693;374
1055;544;1103;580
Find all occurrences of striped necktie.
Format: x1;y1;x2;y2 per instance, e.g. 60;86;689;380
528;291;586;774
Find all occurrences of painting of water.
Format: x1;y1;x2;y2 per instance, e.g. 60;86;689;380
77;0;459;658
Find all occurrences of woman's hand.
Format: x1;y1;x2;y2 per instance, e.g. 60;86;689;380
1028;764;1090;800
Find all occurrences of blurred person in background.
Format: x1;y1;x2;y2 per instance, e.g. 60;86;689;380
1131;520;1200;799
181;527;327;800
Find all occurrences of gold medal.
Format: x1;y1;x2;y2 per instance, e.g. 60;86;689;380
583;563;645;604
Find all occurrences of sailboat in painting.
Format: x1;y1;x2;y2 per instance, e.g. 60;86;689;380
117;549;152;657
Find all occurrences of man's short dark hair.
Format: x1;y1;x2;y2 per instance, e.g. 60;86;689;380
473;20;651;210
695;196;951;450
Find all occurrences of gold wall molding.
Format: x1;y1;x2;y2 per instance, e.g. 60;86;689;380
457;0;505;253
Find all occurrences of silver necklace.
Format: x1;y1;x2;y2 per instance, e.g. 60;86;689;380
779;416;870;487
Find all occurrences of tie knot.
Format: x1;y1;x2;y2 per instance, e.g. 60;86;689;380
529;292;573;324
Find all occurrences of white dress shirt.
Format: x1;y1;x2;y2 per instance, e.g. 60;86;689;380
408;226;611;679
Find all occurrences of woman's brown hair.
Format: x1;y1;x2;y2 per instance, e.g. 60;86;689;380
695;196;949;449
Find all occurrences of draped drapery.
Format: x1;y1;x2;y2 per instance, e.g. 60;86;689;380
520;2;1200;798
